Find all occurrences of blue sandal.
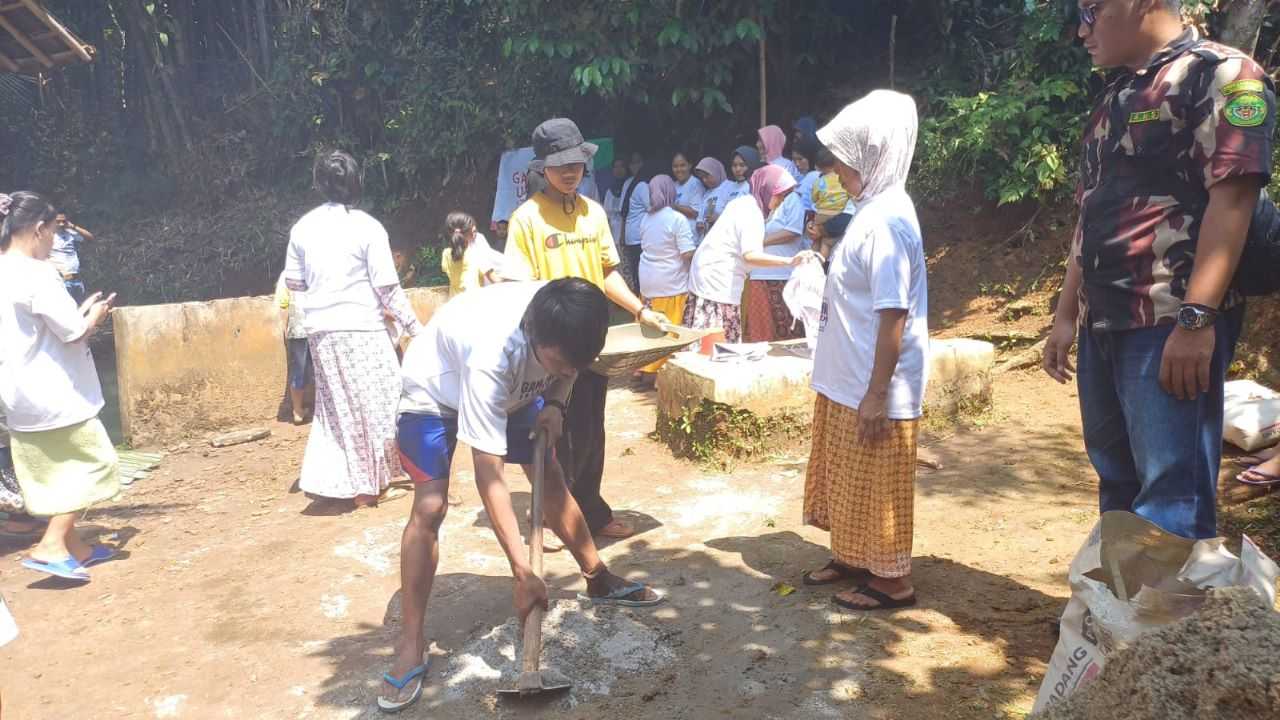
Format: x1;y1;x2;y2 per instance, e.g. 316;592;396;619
84;545;118;567
376;656;428;714
577;581;664;607
22;555;90;582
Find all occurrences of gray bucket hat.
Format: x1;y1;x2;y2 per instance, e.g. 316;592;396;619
532;118;597;167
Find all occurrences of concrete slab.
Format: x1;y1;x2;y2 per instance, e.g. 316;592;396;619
656;337;995;423
114;286;448;447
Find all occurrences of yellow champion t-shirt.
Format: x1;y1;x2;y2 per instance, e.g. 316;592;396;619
503;192;620;290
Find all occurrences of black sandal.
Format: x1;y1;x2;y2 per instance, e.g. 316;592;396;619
802;560;866;586
832;584;917;611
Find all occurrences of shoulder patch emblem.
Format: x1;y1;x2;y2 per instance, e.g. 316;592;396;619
1128;109;1161;124
1221;79;1265;96
1224;93;1267;128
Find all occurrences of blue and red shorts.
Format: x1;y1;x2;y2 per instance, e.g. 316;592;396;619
396;399;546;485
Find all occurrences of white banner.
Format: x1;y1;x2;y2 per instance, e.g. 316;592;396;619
491;146;536;226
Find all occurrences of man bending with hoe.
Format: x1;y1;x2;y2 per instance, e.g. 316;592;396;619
377;279;663;713
1044;0;1275;538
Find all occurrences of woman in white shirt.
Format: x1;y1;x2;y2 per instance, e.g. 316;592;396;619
636;175;696;379
684;166;816;343
284;151;423;507
691;157;725;242
801;91;929;612
0;191;119;582
670;151;705;241
743;161;809;344
620;162;658;294
792;139;822;216
757;124;801;182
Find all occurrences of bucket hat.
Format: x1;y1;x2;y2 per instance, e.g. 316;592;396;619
532;118;597;168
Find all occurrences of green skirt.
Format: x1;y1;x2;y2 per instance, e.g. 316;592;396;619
10;418;120;517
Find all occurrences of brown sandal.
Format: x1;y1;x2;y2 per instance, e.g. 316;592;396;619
802;560;867;586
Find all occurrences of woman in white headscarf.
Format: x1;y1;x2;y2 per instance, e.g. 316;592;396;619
800;91;929;612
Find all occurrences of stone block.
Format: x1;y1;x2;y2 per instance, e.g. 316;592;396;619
657;345;817;421
922;338;996;415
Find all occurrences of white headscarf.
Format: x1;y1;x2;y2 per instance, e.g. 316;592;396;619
816;90;918;202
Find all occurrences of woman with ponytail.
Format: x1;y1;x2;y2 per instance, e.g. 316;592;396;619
0;191;120;582
439;211;507;298
284;150;424;507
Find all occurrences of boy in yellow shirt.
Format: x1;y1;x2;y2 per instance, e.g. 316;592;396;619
505;118;666;539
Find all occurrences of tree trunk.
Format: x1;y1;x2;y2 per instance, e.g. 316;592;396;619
1217;0;1267;55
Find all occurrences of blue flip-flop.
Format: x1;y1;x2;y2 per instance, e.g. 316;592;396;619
376;656;429;714
83;544;118;567
577;580;665;607
22;555;90;582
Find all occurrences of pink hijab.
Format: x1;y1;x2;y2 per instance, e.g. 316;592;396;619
757;125;787;162
647;174;678;212
694;157;726;188
748;165;796;216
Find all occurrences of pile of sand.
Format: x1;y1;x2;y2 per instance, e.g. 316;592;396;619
1033;588;1280;720
443;599;675;703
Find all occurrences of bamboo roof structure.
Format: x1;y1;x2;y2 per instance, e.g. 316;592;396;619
0;1;93;75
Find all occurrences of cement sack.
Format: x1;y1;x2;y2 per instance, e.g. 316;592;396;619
1222;379;1280;452
781;257;825;351
1031;510;1278;714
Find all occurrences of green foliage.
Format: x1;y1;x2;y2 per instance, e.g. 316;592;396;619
913;2;1089;205
657;400;807;469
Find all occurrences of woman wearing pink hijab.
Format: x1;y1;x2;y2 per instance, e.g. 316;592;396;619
757;125;801;183
635;174;696;382
684;165;816;342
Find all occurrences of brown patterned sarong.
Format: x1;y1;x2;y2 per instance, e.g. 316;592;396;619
743;279;803;343
803;393;919;578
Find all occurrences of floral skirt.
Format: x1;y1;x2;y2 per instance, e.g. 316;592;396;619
300;330;401;499
803;393;919;578
682;293;742;343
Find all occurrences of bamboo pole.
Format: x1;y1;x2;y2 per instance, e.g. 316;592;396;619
758;13;766;128
0;12;53;67
20;0;93;63
889;15;897;89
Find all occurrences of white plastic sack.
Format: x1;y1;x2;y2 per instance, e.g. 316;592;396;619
1223;379;1280;452
782;257;826;351
1032;511;1279;714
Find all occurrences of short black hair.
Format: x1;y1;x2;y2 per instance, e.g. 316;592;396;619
523;278;609;368
816;147;837;169
313;150;362;206
0;191;57;251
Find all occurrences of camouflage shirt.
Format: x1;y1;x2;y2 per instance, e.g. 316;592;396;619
1075;29;1275;332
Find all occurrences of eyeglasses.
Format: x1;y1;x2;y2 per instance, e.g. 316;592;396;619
1079;2;1104;27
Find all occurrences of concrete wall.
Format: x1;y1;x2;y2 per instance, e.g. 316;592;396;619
114;287;449;447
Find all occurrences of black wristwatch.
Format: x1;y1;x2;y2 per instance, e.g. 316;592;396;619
544;399;567;414
1176;303;1218;331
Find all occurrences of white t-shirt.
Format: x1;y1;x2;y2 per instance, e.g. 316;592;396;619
750;191;807;281
675;176;706;239
285;203;400;334
399;282;554;456
798;170;820;213
811;187;929;420
638;207;696;299
0;255;104;432
772;156;802;183
624;181;650;247
604;180;629;245
688;195;765;305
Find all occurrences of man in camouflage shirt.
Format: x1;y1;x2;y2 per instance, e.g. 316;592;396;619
1044;0;1275;539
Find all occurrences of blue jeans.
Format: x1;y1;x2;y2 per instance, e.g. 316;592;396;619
1076;306;1244;539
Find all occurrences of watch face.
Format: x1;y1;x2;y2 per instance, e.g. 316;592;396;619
1179;305;1204;329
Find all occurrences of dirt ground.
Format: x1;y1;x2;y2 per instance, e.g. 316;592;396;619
0;367;1100;720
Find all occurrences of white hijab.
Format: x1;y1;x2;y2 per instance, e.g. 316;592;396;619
816;90;918;202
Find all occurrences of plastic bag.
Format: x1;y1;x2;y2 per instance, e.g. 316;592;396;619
0;595;15;648
782;257;826;351
1032;511;1279;713
1223;379;1280;452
